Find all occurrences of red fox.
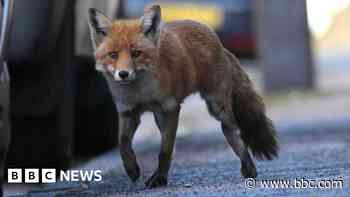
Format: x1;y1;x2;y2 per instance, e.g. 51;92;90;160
88;4;278;188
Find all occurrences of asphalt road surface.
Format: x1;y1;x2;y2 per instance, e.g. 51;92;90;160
21;116;350;197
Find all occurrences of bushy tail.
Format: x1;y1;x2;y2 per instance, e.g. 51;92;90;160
232;87;279;160
233;89;278;160
225;49;278;160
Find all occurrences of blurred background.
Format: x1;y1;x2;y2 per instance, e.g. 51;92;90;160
0;0;349;196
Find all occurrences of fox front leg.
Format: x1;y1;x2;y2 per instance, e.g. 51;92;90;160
146;109;180;188
118;110;141;182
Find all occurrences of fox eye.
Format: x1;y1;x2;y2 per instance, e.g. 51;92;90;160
131;50;142;58
108;51;118;59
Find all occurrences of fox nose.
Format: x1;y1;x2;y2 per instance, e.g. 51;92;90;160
118;71;129;79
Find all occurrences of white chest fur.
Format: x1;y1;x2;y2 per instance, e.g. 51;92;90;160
102;72;177;113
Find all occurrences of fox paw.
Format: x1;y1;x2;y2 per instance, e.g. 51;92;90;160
241;163;257;178
126;165;141;182
145;172;167;188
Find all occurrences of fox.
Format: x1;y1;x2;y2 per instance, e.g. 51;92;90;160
88;4;278;188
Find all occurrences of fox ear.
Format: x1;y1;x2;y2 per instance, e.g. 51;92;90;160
140;4;162;42
88;8;112;50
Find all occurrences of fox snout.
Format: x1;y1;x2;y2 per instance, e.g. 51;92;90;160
107;66;136;83
118;70;131;79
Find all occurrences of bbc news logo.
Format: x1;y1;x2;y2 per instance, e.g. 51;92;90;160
8;169;102;183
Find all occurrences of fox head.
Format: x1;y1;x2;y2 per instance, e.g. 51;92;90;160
88;5;162;83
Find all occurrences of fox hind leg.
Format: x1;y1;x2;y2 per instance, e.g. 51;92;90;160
221;123;257;178
203;94;257;178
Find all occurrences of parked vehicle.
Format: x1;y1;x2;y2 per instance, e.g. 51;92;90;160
1;0;118;190
0;0;13;196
